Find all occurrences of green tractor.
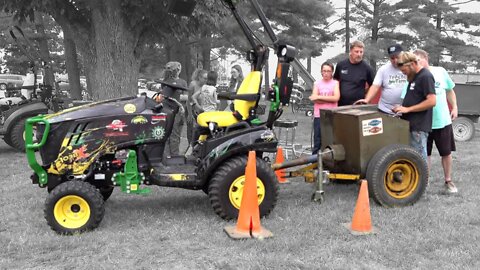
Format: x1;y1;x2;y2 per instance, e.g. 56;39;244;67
25;0;296;234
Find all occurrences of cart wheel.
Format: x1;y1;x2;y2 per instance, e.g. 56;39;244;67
366;144;428;207
208;156;279;220
44;181;105;234
305;110;313;117
452;116;475;142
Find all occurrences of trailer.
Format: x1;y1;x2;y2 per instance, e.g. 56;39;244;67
452;83;480;141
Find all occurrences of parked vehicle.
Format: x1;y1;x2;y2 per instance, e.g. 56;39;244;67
0;74;24;98
452;82;480;141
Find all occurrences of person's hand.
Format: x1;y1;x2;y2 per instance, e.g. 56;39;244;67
155;94;164;103
308;95;316;101
392;105;410;114
450;107;458;120
354;99;367;105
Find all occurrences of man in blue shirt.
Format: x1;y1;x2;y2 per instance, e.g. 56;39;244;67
414;49;458;194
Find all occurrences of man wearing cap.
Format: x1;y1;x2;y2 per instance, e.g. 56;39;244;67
355;44;407;114
162;61;188;156
333;40;375;106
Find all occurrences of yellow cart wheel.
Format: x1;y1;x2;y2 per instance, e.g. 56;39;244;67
366;144;428;207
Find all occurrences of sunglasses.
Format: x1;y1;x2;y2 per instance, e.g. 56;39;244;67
397;61;412;67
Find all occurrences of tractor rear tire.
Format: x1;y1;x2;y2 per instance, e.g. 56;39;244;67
44;181;105;235
366;144;428;207
452;116;475;142
208;156;279;220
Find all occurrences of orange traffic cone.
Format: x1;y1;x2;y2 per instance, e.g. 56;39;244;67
274;146;288;183
344;180;376;235
224;151;273;240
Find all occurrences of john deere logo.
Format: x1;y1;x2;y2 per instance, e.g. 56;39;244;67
131;116;147;124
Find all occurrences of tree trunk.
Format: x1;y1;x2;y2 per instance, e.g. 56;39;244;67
50;0;144;101
200;30;212;71
166;38;192;82
345;0;350;54
307;56;311;73
88;1;141;100
34;13;54;91
369;0;380;71
63;28;82;100
433;1;443;66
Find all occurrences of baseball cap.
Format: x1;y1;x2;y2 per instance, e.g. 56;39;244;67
165;61;181;71
387;44;403;56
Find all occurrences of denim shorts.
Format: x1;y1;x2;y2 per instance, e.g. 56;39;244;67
410;131;428;160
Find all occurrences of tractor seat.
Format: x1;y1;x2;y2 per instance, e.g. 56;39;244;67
196;71;262;128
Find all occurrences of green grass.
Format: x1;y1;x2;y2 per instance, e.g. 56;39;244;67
1;111;479;269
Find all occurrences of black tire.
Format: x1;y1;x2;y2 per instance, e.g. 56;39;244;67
44;181;105;235
3;137;14;148
452;116;475;142
366;144;428;207
98;186;114;201
9;117;28;152
208;156;279;220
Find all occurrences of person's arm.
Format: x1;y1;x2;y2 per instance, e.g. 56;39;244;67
316;81;340;103
191;90;202;110
446;89;458;120
365;64;375;90
355;84;380;104
309;82;320;102
213;88;220;104
393;93;436;114
333;63;341;81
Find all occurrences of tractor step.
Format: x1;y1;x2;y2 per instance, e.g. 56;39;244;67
148;163;199;188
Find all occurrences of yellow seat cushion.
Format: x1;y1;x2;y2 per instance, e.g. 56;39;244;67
196;71;262;128
197;111;239;127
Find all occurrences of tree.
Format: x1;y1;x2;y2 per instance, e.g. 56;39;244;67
1;0;224;100
350;0;410;71
395;0;480;70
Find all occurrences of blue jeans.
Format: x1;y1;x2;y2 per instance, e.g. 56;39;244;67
410;131;428;161
312;117;321;155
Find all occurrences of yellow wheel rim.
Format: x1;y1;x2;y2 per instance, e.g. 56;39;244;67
384;159;419;199
54;195;91;229
229;176;266;210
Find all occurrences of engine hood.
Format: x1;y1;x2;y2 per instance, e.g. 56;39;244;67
46;96;149;124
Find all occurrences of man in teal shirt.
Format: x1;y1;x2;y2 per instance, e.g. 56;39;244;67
413;49;459;194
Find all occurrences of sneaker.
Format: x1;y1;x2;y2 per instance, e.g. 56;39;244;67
445;181;458;194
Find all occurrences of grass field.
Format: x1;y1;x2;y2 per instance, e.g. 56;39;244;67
1;110;479;270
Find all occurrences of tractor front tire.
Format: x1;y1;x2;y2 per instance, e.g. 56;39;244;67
99;186;114;201
366;144;428;207
208;156;279;220
45;181;105;235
